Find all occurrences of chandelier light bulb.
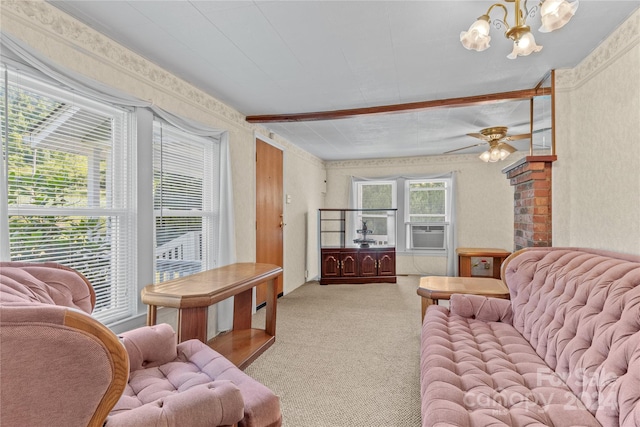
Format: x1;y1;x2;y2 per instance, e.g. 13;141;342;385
540;0;579;33
507;31;543;59
460;16;491;51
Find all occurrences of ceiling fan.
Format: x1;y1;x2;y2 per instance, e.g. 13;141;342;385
445;126;530;162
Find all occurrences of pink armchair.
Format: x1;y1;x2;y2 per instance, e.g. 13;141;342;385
0;262;281;427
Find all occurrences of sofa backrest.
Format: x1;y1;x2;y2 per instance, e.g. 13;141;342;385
0;262;128;427
0;261;95;313
502;247;640;426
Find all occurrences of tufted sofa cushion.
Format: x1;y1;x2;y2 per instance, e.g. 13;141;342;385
421;305;600;426
420;247;640;427
109;338;282;427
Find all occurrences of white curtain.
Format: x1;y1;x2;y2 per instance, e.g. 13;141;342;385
350;172;458;276
1;31;237;329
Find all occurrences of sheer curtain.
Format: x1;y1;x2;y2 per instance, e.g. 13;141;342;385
1;31;236;329
350;172;458;276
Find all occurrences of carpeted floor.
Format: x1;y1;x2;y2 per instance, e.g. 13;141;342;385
246;276;423;427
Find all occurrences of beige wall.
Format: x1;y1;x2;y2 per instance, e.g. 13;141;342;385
554;9;640;255
324;153;520;275
0;0;326;296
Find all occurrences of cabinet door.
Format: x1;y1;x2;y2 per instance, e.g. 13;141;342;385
358;252;378;277
377;251;396;276
321;252;341;278
341;252;358;277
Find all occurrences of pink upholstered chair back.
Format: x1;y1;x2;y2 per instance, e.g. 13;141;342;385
0;262;128;427
502;247;640;426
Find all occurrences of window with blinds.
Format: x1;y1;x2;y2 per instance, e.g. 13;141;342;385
153;121;219;283
405;179;450;251
1;68;136;324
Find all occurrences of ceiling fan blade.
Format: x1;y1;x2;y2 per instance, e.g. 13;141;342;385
498;142;517;153
504;133;530;141
444;143;484;154
467;133;489;140
532;127;552;134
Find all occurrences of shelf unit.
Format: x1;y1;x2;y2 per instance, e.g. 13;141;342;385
318;209;397;285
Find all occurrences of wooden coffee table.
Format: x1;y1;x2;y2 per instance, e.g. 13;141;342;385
417;276;510;320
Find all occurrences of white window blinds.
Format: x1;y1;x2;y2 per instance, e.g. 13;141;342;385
1;68;136;324
153;121;220;283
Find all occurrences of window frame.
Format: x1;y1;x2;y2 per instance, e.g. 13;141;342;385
403;178;451;252
1;67;137;324
152;120;220;283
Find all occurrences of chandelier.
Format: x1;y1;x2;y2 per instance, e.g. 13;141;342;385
460;0;579;59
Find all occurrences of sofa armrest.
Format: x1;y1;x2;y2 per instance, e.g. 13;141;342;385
118;323;177;372
449;294;513;324
105;381;244;427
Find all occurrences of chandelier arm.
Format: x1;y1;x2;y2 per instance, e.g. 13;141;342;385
486;3;510;29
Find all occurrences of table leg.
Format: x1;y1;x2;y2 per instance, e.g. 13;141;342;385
265;276;279;337
233;289;253;330
421;297;436;320
177;307;208;343
146;304;157;326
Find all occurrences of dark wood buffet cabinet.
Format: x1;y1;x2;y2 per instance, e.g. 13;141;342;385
319;209;397;285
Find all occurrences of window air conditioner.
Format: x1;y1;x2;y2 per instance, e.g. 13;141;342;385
410;224;446;250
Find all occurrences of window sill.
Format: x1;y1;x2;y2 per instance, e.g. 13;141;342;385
396;250;448;257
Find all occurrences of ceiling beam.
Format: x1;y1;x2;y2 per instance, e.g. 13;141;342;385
246;87;551;123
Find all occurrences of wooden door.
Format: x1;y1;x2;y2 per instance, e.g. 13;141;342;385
358;251;377;277
255;139;284;308
377;250;396;276
341;251;358;278
321;251;341;278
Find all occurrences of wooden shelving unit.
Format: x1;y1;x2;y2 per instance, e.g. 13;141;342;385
318;209;397;285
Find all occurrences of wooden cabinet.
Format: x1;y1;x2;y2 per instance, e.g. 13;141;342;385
358;250;395;277
320;247;396;285
319;209;397;285
321;250;358;280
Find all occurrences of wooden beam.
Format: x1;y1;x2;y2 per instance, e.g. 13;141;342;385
246;87;552;123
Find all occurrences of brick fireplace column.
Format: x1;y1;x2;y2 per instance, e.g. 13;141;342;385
502;156;557;251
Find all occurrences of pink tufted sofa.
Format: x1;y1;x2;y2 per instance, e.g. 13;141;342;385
0;261;281;427
420;247;640;427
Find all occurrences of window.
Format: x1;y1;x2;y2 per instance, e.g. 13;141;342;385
354;181;397;246
353;177;453;253
1;68;135;324
405;179;450;251
153;121;220;283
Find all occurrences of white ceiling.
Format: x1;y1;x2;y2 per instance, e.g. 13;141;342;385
49;1;638;161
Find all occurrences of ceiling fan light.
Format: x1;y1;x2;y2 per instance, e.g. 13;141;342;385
507;31;543;59
479;151;492;162
460;16;491;51
489;147;502;162
540;0;579;33
499;148;511;160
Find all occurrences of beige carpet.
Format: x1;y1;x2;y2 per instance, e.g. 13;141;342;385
246;276;423;427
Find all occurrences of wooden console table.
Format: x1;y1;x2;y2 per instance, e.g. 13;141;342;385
142;262;283;369
417;276;510;320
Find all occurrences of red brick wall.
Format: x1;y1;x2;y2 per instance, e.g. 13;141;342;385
503;156;556;251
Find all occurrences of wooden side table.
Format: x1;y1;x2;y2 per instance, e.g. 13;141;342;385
142;262;282;369
456;247;511;279
417;276;510;320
